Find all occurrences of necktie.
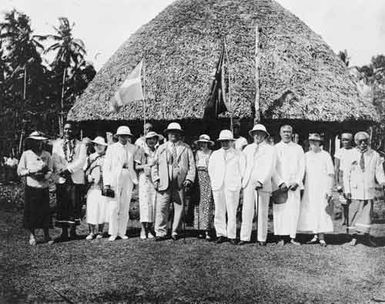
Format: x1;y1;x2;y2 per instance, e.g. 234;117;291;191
172;143;178;167
359;152;365;171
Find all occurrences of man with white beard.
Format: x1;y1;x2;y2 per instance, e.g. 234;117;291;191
103;126;138;241
273;125;305;245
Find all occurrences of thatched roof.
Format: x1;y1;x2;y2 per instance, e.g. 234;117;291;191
68;0;379;123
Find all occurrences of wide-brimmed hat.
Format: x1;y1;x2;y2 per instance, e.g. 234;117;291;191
145;131;160;140
164;122;183;134
116;126;133;136
194;134;214;146
217;130;235;141
249;124;270;137
92;136;108;146
27;131;47;141
308;133;322;142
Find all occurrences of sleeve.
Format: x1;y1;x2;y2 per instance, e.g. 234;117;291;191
239;151;247;180
326;152;335;176
375;153;385;185
134;147;145;165
207;152;215;179
17;152;28;176
52;142;65;172
334;149;342;159
343;157;353;194
186;147;196;183
67;142;87;173
102;146;113;186
272;147;284;187
296;146;306;186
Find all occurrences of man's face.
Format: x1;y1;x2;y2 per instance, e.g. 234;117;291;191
253;131;266;144
309;140;320;151
356;136;369;152
280;126;293;143
146;137;158;148
221;140;231;150
118;135;130;145
341;135;352;149
63;124;73;140
143;123;153;136
168;131;181;143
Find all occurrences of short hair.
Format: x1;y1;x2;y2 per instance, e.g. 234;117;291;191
341;132;353;139
280;125;293;132
354;131;369;144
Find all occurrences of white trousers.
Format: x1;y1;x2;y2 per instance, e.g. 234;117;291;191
213;186;240;239
108;171;133;237
240;185;270;242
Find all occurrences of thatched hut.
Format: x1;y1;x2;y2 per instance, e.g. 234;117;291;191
67;0;378;151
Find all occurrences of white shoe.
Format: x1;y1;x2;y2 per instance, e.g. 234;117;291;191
29;237;37;246
120;235;128;240
148;232;155;239
140;229;146;240
108;235;117;241
96;234;103;239
86;233;94;240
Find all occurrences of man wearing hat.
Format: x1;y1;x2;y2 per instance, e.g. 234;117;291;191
152;122;196;241
272;124;305;245
334;132;354;225
52;122;87;241
103;126;138;241
233;120;248;151
208;130;246;244
343;131;385;246
239;124;275;246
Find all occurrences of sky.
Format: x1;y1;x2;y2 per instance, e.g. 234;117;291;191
1;0;384;70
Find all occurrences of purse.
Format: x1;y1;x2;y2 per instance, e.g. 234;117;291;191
271;188;289;205
101;188;115;198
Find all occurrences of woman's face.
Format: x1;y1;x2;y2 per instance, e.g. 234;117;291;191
94;144;106;154
146;137;158;148
199;142;208;150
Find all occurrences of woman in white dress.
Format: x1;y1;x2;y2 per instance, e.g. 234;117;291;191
84;137;108;240
134;131;159;239
298;133;334;247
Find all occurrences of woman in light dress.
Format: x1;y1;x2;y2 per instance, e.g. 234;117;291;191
135;131;159;239
298;133;334;247
194;134;214;240
84;137;108;240
17;131;53;245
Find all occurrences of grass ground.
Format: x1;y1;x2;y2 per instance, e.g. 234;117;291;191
1;183;385;303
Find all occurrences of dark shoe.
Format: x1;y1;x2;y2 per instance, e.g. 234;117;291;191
366;236;377;247
258;241;267;246
54;234;69;243
215;236;227;244
171;234;178;241
69;233;78;240
155;236;167;242
238;241;250;246
229;239;238;245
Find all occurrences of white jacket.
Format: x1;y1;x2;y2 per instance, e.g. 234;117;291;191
343;148;385;200
103;142;138;189
52;138;87;184
208;147;246;192
242;142;276;192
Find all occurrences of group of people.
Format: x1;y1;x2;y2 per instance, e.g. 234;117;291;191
17;120;385;248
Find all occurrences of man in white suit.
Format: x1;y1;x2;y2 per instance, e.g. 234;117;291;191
239;124;275;246
103;126;138;241
273;125;305;246
208;130;246;245
52;122;87;241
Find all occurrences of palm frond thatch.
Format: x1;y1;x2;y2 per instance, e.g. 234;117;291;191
67;0;378;123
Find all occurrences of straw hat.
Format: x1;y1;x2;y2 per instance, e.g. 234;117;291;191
145;131;160;140
194;134;214;146
248;124;270;137
116;126;133;136
217;130;235;141
308;133;322;141
164;122;183;134
27;131;47;141
92;136;108;146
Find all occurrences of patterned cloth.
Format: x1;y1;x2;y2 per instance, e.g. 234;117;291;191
194;167;214;230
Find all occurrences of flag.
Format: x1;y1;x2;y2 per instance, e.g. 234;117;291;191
110;60;144;112
203;44;229;119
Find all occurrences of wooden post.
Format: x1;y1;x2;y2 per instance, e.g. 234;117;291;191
254;25;262;124
142;59;146;128
224;39;233;133
59;68;66;136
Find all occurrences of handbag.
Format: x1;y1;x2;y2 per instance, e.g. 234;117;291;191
271;188;288;205
101;188;115;198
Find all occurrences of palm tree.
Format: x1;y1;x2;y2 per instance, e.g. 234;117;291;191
39;17;86;133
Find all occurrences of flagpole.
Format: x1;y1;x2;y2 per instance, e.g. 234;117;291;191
224;39;233;133
142;58;146;128
255;25;261;124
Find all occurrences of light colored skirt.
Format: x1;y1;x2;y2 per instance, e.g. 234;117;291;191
348;199;372;234
138;172;156;223
86;188;108;225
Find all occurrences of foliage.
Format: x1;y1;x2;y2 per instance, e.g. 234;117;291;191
0;10;95;156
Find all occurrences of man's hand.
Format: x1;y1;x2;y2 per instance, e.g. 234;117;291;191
255;181;263;190
279;183;288;191
288;183;299;191
104;185;111;190
153;181;159;190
